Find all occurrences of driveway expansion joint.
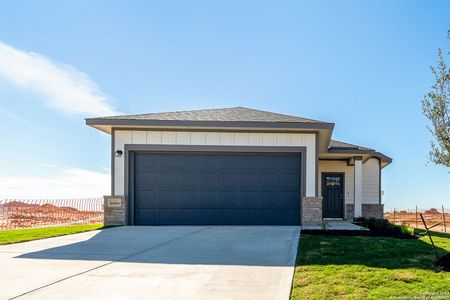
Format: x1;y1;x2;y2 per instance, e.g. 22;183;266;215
9;227;210;299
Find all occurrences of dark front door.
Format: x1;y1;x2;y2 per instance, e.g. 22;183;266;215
132;152;301;225
322;173;344;218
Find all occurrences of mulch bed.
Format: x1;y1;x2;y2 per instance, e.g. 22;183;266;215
301;229;418;239
435;253;450;271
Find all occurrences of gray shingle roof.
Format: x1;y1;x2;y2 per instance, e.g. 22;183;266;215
329;140;373;151
328;140;391;164
94;107;328;124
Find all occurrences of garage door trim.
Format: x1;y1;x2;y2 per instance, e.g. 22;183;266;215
124;144;307;225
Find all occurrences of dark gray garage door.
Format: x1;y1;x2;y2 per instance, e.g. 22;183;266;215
132;152;301;225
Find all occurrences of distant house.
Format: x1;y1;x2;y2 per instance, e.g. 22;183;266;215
86;107;391;226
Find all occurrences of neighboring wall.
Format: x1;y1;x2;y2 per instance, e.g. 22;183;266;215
318;158;380;204
114;130;317;197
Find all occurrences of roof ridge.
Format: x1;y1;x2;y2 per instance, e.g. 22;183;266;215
103;107;241;119
91;106;330;124
231;107;326;123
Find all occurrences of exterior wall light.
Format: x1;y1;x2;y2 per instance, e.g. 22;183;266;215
115;150;123;157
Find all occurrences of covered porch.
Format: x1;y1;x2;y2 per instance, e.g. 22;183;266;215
302;140;392;226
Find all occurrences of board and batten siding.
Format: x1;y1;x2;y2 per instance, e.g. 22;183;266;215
362;158;380;204
113;130;317;197
318;158;380;204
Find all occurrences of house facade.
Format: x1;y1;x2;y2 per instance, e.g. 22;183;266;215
86;107;391;226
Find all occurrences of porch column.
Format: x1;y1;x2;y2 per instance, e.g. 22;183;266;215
354;157;363;218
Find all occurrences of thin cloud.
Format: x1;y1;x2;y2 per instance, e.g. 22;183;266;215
0;107;33;125
0;42;119;117
0;168;109;199
36;163;57;168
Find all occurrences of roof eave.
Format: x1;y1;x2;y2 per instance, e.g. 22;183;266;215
327;148;392;166
85;118;335;131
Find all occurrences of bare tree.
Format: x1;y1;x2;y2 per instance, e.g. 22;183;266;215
422;30;450;167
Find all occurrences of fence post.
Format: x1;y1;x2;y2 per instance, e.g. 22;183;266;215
19;200;23;229
14;200;18;229
443;205;447;233
415;206;418;228
420;213;439;261
0;200;3;231
393;208;396;225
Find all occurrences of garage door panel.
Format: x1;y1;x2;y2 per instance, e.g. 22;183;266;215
135;191;155;208
236;192;261;209
135;173;157;190
237;156;262;169
218;210;240;225
179;171;198;188
273;192;300;209
197;191;218;208
136;191;178;209
136;208;157;224
216;191;237;208
259;173;278;191
276;156;301;169
171;155;197;169
154;171;178;188
175;210;201;225
197;156;218;171
177;191;197;208
237;173;259;190
216;156;239;170
133;152;301;225
217;171;237;189
278;173;300;191
154;191;180;208
197;172;218;188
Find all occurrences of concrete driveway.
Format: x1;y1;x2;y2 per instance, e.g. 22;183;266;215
0;226;300;300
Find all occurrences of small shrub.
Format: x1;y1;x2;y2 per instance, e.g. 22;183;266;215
399;223;414;236
359;218;416;239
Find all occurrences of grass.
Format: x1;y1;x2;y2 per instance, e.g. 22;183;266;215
0;224;104;245
291;230;450;299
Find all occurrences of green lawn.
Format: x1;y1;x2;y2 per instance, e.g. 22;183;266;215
0;224;104;245
291;231;450;299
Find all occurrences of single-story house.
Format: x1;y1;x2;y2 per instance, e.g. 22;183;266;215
86;107;391;226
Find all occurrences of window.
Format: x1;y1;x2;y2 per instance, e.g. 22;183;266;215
326;176;341;187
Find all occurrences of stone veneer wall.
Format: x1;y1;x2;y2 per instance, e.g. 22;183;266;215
346;203;384;220
104;196;126;226
302;197;323;226
362;204;384;219
345;204;354;220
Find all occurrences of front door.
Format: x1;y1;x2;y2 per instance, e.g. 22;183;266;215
322;173;344;218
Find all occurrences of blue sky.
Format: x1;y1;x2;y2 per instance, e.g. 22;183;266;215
0;1;448;209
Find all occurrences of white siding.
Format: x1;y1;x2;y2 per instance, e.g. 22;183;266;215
114;130;317;197
131;131;146;144
318;160;355;204
114;131;131;195
354;159;362;217
362;158;380;204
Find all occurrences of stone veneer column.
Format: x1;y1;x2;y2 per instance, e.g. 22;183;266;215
362;204;384;219
302;197;323;226
103;196;126;226
345;204;355;220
